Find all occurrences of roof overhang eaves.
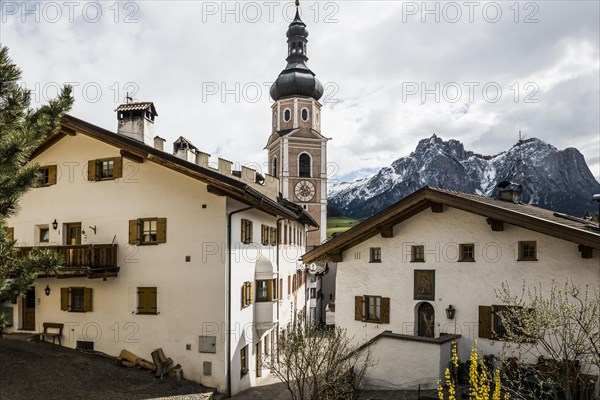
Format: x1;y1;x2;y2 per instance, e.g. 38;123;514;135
36;115;310;225
302;187;600;263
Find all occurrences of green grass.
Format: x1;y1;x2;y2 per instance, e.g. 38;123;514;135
327;217;360;238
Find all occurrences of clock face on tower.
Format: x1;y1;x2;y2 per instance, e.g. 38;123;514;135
294;180;316;202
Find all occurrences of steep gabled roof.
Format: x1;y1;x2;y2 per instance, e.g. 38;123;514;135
34;114;318;228
302;186;599;263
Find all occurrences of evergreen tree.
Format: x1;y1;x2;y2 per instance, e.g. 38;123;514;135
0;45;73;328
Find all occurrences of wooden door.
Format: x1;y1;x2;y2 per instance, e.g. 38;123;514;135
255;341;262;377
66;223;81;245
22;288;36;330
417;302;435;338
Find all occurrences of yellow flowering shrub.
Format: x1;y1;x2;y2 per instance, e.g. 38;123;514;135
438;339;508;400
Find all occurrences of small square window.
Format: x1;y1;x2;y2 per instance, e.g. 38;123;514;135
241;219;253;244
100;160;114;179
369;247;381;263
365;296;381;322
142;220;157;244
411;245;425;262
459;244;475;262
70;288;85;312
39;227;50;243
518;241;537;261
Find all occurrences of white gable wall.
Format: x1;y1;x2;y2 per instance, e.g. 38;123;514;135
336;206;599;385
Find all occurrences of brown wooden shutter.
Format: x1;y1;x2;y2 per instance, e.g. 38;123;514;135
380;297;390;324
61;288;69;311
83;288;93;312
156;218;167;243
248;221;253;243
272;278;278;299
6;227;14;241
87;160;97;181
137;287;148;313
241;284;246;308
479;305;492;339
113;157;123;179
149;288;158;313
129;220;138;245
355;296;363;321
48;165;58;185
249;282;254;304
241;219;246;243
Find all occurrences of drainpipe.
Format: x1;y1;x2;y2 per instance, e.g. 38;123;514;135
226;203;259;398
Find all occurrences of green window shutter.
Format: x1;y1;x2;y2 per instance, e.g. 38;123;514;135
479;305;492;339
113;157;123;179
380;297;390;324
354;296;363;321
128;220;138;245
87;160;97;182
61;288;69;311
83;288;93;312
156;218;167;244
48;165;58;185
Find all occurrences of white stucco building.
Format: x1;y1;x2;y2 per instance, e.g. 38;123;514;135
3;108;316;396
302;186;600;389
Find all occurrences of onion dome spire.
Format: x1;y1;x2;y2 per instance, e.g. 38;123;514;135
270;1;323;102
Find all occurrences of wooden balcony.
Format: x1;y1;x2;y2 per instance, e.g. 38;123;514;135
16;244;119;279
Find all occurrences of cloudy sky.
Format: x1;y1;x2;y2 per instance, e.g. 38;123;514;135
2;0;599;183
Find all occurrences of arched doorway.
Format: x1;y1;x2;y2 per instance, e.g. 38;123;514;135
417;302;435;338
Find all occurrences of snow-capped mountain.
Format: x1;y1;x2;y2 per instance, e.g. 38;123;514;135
329;135;600;219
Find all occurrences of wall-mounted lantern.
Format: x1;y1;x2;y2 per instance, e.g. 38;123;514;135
446;305;456;320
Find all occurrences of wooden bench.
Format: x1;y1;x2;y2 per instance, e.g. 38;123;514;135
41;323;64;346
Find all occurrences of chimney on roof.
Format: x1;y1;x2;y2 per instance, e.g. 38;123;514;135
173;137;198;163
154;136;166;151
115;102;158;147
496;181;522;203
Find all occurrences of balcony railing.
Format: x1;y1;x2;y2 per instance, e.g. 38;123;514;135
16;244;119;279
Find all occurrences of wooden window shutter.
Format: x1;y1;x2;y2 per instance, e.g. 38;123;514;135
48;165;58;185
249;221;253;243
87;160;97;182
156;218;167;243
241;284;246;308
137;287;149;313
478;305;492;339
149;288;158;313
273;278;278;299
83;288;93;312
380;297;390;324
6;227;14;241
61;288;69;311
249;282;254;304
128;220;139;245
354;296;364;321
113;157;123;179
241;219;247;243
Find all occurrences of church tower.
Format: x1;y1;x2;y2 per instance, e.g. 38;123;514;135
267;1;328;248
